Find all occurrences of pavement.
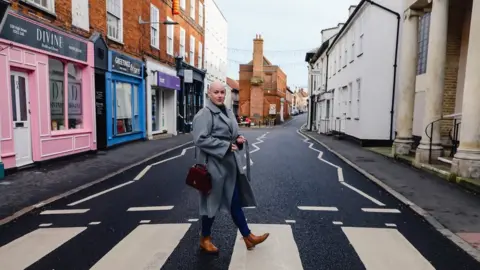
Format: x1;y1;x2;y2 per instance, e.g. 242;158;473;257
0;115;479;269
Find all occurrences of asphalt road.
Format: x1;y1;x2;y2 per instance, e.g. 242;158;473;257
0;114;479;270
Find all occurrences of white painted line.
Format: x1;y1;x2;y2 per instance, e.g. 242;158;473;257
298;206;338;212
39;223;52;227
0;227;87;269
385;223;397;227
229;224;303;269
40;209;89;215
67;181;134;206
243;206;256;209
151;146;195;166
188;219;199;222
342;227;435;269
285;220;296;223
341;182;386;206
361;208;401;213
139;220;151;224
90;224;190;270
337;168;345;182
134;165;151;180
333;221;343;225
127;206;174;212
89;221;101;225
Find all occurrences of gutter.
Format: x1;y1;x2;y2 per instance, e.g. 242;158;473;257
325;0;400;141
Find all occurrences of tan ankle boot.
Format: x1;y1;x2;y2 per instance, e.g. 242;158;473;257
243;232;270;250
200;236;219;254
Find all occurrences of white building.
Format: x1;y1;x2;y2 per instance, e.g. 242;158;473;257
308;1;403;146
204;0;228;100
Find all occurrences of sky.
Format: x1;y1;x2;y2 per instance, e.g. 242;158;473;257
214;0;361;90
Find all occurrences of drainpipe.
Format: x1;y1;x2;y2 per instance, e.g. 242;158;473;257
365;0;401;141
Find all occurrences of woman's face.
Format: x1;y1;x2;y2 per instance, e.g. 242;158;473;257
208;87;226;105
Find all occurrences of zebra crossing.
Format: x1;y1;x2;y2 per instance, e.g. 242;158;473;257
0;221;436;270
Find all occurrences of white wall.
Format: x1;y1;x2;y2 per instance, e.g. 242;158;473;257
204;0;228;90
326;1;403;141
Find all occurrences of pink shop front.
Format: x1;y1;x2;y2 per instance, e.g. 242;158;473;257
0;12;96;171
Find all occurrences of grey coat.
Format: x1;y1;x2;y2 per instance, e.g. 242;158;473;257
192;98;257;218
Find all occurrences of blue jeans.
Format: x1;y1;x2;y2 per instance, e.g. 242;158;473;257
201;182;251;237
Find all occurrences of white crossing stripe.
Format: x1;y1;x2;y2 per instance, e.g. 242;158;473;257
0;227;87;270
90;224;190;270
361;208;401;213
127;206;174;211
40;209;89;215
229;224;304;270
298;206;338;211
342;227;435;270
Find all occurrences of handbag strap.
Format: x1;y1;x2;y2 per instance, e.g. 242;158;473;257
194;109;214;164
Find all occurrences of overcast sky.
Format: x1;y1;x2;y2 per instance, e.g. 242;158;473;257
214;0;360;89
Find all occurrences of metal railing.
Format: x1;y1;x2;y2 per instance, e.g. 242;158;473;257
424;113;461;164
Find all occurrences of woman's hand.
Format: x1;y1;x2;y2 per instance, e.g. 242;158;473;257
236;135;246;145
231;143;238;151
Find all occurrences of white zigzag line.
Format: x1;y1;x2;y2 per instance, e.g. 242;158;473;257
296;128;386;207
243;132;269;170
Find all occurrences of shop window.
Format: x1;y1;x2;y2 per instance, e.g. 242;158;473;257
49;59;84;131
112;81;140;135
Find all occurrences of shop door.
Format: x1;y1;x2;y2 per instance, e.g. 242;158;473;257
160;90;166;130
10;72;33;167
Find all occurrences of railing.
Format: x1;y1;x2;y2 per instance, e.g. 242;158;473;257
424;113;462;164
332;117;344;138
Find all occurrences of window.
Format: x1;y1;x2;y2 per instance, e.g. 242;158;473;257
72;0;89;30
358;15;364;56
344;45;347;67
348;82;353;117
351;26;355;62
199;3;204;27
190;35;195;66
166;17;174;55
190;0;196;20
198;42;203;68
107;0;123;42
112;81;140;135
180;27;186;57
150;4;159;48
26;0;55;13
417;12;431;75
180;0;186;10
49;58;84;131
356;78;361;119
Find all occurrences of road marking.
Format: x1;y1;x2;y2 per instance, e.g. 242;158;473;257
285;220;296;223
39;223;52;227
134;165;151;180
361;208;401;213
151;146;195;166
127;206;174;212
333;221;343;225
229;224;303;269
243;133;268;170
67;181;135;206
296;129;387;206
188;219;199;222
89;221;101;225
385;223;397;227
342;227;435;269
341;182;386;206
243;206;256;209
0;227;86;269
40;209;89;215
298;206;339;211
139;220;151;224
90;224;190;270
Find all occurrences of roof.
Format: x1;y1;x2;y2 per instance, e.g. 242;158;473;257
307;37;332;64
226;77;239;89
305;47;319;62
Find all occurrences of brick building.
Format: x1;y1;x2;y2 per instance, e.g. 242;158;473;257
239;34;288;124
393;0;480;179
0;0;204;175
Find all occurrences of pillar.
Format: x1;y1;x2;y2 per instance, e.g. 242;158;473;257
451;0;480;179
0;114;3;180
393;9;420;155
415;0;449;163
280;98;285;122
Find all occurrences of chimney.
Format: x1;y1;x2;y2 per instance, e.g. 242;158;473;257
253;34;264;77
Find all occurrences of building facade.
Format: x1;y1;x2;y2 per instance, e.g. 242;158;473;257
227;77;239;119
239;35;288;124
309;1;403;146
204;0;227;89
393;0;480;179
286;87;293;115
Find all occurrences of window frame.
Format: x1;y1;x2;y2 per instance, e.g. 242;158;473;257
25;0;55;14
166;16;174;56
190;0;196;20
150;4;160;49
190;35;195;66
107;0;123;43
111;80;141;136
198;42;203;69
180;27;186;57
198;2;204;27
417;12;431;75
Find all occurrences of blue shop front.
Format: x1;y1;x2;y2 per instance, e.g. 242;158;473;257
104;50;146;147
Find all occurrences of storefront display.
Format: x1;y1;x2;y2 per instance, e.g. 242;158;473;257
0;12;95;170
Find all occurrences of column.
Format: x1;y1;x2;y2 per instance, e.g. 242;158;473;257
415;0;449;163
393;9;420;155
451;0;480;179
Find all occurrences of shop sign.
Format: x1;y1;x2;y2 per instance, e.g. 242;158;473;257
111;50;142;77
157;72;180;90
0;13;87;61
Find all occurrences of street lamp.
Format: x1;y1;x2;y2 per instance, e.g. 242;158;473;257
0;0;11;33
138;16;179;25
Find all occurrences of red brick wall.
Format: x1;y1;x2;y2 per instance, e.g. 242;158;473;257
239;64;252;117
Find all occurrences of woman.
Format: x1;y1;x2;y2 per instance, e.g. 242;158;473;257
191;80;269;254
